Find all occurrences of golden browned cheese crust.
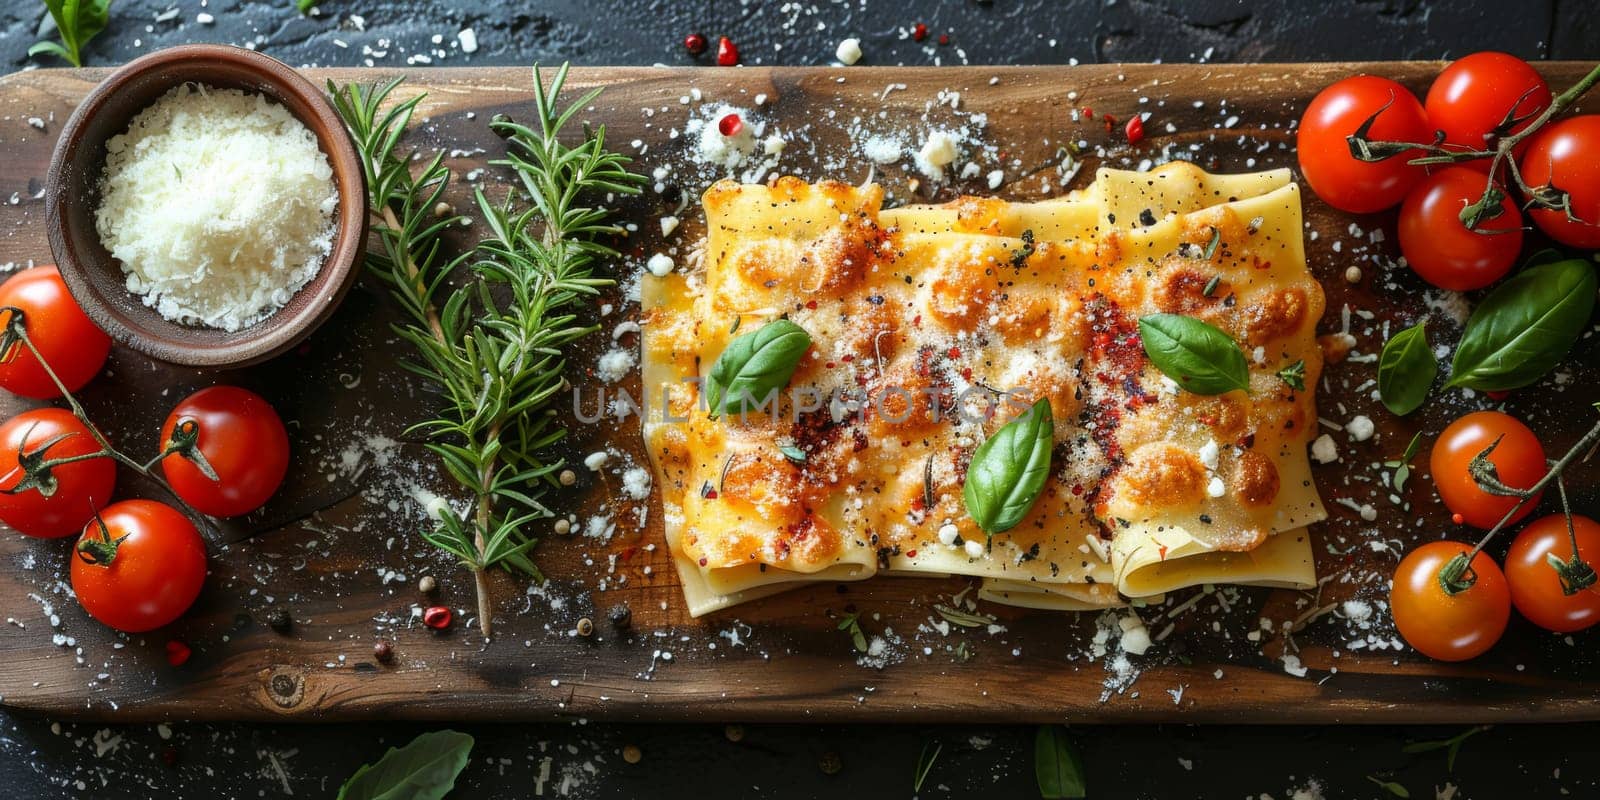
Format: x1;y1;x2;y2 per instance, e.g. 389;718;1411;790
643;165;1325;594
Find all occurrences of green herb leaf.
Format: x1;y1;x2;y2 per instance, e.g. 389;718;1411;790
913;740;942;792
296;0;320;12
33;0;112;68
706;320;811;417
1138;314;1250;395
1276;359;1306;391
1202;226;1222;259
1447;258;1598;391
1034;725;1086;799
1382;432;1425;493
337;730;474;800
1366;776;1411;798
1377;320;1436;415
1403;725;1489;772
836;611;868;652
778;443;806;463
962;398;1054;535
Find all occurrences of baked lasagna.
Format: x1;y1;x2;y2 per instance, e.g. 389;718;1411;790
642;162;1326;616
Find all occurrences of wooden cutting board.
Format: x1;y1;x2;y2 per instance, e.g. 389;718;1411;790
0;64;1596;723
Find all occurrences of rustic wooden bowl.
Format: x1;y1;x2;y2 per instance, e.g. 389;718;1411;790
43;44;368;369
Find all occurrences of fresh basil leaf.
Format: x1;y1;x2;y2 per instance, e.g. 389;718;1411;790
1377;321;1436;415
963;398;1053;535
1034;725;1086;799
1447;258;1597;391
338;730;474;800
705;319;811;417
1138;313;1250;395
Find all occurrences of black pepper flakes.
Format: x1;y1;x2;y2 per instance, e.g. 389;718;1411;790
266;607;292;634
607;604;633;630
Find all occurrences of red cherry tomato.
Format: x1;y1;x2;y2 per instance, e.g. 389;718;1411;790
1397;166;1523;291
1391;540;1510;661
70;499;207;633
1518;115;1600;248
1430;411;1545;530
1297;75;1433;213
160;386;289;518
0;266;111;399
0;408;115;538
1504;514;1600;633
1424;52;1551;162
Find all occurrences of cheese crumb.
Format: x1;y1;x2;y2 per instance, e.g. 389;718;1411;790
646;253;674;277
835;38;862;65
583;451;610;471
963;539;985;559
1346;415;1375;442
458;28;479;54
621;467;652;500
915;130;960;179
937;523;960;546
1310;434;1338;464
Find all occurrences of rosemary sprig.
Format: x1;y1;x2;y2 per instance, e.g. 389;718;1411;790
327;65;643;636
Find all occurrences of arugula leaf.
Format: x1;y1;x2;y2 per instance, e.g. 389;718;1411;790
32;0;113;68
1377;320;1436;416
1447;258;1597;391
338;730;474;800
962;398;1054;536
1138;314;1250;395
705;319;811;417
296;0;320;12
1034;725;1086;799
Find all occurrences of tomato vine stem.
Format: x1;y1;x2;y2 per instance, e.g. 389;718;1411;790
1348;61;1600;233
1439;416;1600;596
0;307;218;538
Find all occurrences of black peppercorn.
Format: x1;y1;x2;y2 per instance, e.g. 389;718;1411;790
818;751;843;775
266;607;292;634
607;603;632;630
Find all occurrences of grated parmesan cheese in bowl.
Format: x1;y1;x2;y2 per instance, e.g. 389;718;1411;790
94;84;338;332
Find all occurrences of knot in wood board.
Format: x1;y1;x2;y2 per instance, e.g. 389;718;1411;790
259;666;306;710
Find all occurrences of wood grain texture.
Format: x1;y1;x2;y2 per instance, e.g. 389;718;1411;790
0;64;1595;723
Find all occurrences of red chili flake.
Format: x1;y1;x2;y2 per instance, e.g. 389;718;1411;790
699;557;709;567
824;361;836;369
1071;483;1084;496
1451;512;1465;525
1157;545;1169;560
805;299;818;309
718;113;743;137
905;549;918;558
946;346;961;359
1485;389;1511;401
1082;107;1094;119
1125;115;1144;144
717;36;740;66
164;639;191;667
685;32;708;56
937;33;950;46
701;480;719;500
422;605;452;630
912;23;928;41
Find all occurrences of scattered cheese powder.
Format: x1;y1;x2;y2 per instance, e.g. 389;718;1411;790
95;84;338;331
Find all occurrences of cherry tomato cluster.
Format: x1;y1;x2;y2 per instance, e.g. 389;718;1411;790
1298;52;1599;291
0;266;290;633
1392;411;1600;661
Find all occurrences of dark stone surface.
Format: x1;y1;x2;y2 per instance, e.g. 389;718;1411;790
2;0;1597;797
